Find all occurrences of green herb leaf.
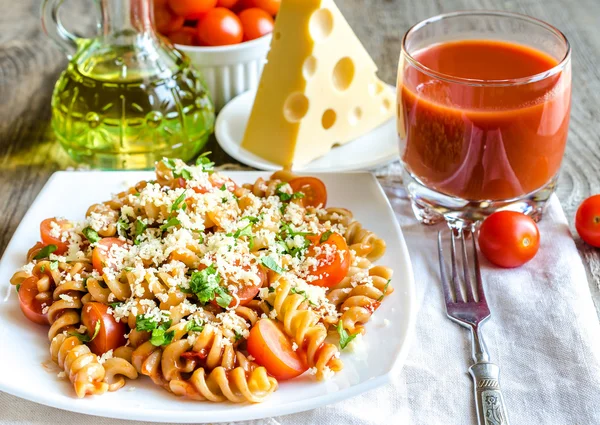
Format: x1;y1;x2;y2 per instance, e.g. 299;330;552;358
337;320;357;350
242;216;260;224
82;227;101;243
160;217;180;232
136;315;159;332
150;327;175;347
234;330;244;342
40;265;45;273
70;320;101;343
195;151;214;172
162;158;177;170
34;244;57;260
268;286;275;293
186;319;204;333
134;218;147;245
320;230;333;244
260;256;285;274
188;265;222;304
109;302;123;309
220;184;227;191
215;287;232;309
275;182;305;202
15;284;20;293
377;279;392;302
116;219;129;238
49;261;59;271
178;168;192;181
171;192;187;212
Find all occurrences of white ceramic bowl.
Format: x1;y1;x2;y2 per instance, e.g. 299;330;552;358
176;34;272;111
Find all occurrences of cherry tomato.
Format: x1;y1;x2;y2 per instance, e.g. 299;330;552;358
210;262;267;308
252;0;280;15
247;319;307;380
17;276;50;326
576;195;600;247
81;302;127;355
306;232;350;287
197;8;243;46
478;211;540;268
168;26;198;45
238;8;274;41
92;238;128;274
40;218;71;255
289;177;327;208
217;0;239;7
155;4;185;34
168;0;217;19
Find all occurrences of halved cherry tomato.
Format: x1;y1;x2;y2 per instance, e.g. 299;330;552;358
217;0;239;7
168;26;198;45
306;232;350;287
155;4;185;34
82;302;127;355
17;276;50;326
247;319;307;380
289;177;327;208
197;8;243;46
40;218;71;255
576;195;600;247
210;262;267;308
168;0;217;19
478;211;540;268
92;238;128;273
238;8;274;41
252;0;280;15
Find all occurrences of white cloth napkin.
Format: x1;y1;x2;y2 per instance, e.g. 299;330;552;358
2;180;600;425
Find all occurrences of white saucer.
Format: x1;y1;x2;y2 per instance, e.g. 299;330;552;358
215;88;399;172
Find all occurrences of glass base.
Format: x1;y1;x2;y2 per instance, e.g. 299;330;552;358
403;170;557;226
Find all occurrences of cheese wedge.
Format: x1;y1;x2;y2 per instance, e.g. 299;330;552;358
241;0;395;168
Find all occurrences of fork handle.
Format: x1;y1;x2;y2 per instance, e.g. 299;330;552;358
469;362;510;425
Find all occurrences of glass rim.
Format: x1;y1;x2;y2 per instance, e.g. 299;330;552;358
401;10;571;87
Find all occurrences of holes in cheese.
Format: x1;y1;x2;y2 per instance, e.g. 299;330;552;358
322;109;337;130
309;8;334;42
381;98;392;114
349;107;363;126
332;57;355;91
303;56;318;80
283;93;310;122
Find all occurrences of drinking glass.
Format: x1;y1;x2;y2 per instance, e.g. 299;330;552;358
397;11;571;225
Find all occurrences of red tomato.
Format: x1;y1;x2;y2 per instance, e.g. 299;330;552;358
17;276;50;326
478;211;540;268
217;0;239;7
81;302;127;355
576;195;600;247
247;319;307;380
168;26;198;45
168;0;217;19
155;4;185;34
197;8;243;46
289;177;327;208
238;8;274;41
306;232;350;287
40;218;71;255
253;0;280;15
210;263;267;308
92;238;128;273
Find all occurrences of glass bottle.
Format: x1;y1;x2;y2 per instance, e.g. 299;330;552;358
41;0;215;169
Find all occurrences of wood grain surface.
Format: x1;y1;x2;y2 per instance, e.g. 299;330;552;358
1;0;599;317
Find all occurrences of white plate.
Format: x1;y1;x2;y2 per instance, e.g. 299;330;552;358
215;89;399;172
0;171;416;423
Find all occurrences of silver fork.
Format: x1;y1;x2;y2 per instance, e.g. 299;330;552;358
437;228;510;425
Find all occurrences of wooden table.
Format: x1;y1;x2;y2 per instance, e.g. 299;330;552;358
1;0;599;316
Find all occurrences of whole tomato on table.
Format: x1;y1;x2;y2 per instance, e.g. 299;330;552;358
576;195;600;247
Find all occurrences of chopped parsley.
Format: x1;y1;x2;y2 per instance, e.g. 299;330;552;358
82;226;101;243
70;320;101;343
234;330;244;342
320;230;333;244
260;256;285;274
196;151;215;172
136;316;175;347
160;217;180;232
187;265;232;308
275;182;305;202
171;192;187;212
49;261;59;271
15;284;20;293
186;319;204;333
162;158;192;180
337;320;357;350
227;223;254;249
34;244;57;260
116;219;129;238
109;302;123;309
377;279;392;302
134;218;147;245
220;184;227;191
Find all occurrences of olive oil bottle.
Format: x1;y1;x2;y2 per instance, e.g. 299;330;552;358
43;0;215;169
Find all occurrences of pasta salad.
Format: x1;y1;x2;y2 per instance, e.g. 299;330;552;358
10;157;393;402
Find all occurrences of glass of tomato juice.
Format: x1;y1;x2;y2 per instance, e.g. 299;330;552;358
397;11;571;225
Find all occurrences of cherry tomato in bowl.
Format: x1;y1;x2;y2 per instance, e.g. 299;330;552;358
238;8;274;41
289;177;327;208
40;218;71;255
92;238;128;274
82;302;127;355
478;211;540;268
252;0;280;15
305;232;350;287
576;195;600;247
197;8;243;46
168;27;198;45
154;4;185;34
17;276;50;326
247;319;307;380
168;0;217;19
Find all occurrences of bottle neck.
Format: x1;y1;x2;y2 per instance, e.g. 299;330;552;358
101;0;155;41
